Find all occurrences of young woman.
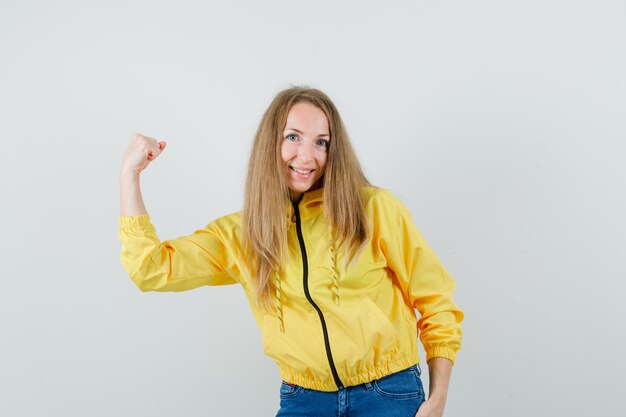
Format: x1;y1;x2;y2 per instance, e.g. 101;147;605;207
119;86;463;417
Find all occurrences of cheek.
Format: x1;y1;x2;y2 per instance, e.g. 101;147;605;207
280;142;290;163
317;151;328;171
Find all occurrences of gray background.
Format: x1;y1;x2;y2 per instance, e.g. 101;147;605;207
1;0;624;416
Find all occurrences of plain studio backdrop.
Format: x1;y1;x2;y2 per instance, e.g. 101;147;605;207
1;1;624;416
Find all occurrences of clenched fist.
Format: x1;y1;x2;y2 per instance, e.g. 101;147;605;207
120;133;167;176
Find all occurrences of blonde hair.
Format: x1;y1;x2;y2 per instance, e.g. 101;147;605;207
243;86;370;311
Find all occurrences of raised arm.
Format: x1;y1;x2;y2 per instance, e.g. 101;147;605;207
118;133;240;292
120;133;167;216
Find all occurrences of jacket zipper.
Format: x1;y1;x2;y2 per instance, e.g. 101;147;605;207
292;201;345;390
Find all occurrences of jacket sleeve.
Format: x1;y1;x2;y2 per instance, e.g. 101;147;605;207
372;189;463;364
118;214;239;292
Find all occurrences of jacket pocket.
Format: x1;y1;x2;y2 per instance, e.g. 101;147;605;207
356;296;400;357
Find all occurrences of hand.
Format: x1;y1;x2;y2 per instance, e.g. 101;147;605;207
120;133;167;176
414;395;446;417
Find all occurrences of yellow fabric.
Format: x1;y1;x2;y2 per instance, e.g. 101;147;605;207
118;186;463;391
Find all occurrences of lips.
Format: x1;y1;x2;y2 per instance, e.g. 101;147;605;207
290;166;315;175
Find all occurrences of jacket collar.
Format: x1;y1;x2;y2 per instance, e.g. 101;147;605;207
300;187;324;205
292;187;325;221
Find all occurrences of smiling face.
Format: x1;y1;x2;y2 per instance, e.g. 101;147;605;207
281;101;331;201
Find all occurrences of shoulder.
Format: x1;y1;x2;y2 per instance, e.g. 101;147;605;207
361;185;409;213
202;211;243;240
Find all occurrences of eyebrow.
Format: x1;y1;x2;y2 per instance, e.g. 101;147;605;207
284;128;330;138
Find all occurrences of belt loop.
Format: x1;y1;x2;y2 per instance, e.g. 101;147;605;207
364;381;373;391
416;363;422;376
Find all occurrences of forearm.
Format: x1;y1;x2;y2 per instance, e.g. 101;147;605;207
120;171;147;216
414;358;453;417
427;357;452;401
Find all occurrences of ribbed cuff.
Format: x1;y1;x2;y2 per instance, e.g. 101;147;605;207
119;214;151;229
425;345;458;365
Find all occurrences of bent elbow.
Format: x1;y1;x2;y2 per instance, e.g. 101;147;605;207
130;271;170;292
132;277;155;292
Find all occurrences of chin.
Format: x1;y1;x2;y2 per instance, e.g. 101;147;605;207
294;178;322;193
284;173;325;197
291;184;312;194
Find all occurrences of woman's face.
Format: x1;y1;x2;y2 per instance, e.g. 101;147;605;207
281;102;330;201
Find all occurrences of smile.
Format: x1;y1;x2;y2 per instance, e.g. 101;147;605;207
290;166;315;175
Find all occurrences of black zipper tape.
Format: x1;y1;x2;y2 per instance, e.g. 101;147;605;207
292;201;344;390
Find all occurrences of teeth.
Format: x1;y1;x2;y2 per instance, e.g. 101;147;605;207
292;167;313;174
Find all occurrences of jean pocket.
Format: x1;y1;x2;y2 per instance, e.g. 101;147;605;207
280;381;304;399
372;367;425;399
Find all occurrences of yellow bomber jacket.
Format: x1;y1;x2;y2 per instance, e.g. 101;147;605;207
118;186;463;392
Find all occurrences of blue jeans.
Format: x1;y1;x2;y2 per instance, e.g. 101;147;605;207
276;364;425;417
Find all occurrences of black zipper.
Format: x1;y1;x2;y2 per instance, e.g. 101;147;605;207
292;201;344;390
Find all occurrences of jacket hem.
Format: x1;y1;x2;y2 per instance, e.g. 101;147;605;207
280;351;420;392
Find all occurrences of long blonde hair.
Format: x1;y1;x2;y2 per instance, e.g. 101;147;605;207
243;86;370;311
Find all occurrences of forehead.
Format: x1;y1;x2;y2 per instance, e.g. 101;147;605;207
284;102;329;133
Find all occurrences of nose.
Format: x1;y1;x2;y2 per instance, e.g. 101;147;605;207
296;140;314;163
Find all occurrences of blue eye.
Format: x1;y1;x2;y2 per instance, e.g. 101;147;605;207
285;134;298;141
317;139;329;148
